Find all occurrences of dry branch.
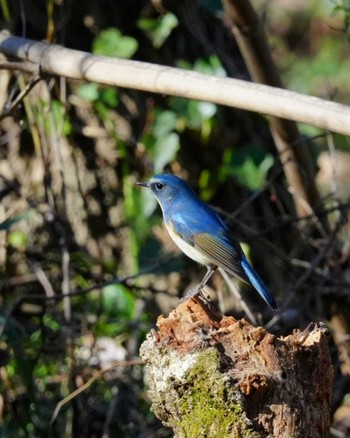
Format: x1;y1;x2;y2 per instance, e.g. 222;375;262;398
223;0;326;225
140;298;333;437
0;32;349;137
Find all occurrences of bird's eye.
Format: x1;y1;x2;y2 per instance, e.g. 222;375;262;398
155;182;164;191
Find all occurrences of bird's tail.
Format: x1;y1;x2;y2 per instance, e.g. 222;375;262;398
241;257;278;310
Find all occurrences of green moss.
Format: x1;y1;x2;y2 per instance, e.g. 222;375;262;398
166;348;259;437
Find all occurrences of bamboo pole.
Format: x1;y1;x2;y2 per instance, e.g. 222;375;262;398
0;33;349;137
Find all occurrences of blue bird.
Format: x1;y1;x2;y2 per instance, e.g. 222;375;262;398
137;174;277;310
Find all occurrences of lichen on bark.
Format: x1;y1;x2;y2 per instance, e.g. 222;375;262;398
141;338;259;437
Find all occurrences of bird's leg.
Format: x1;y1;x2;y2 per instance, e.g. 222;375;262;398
180;266;216;302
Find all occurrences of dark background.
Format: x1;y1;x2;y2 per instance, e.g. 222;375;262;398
0;0;350;436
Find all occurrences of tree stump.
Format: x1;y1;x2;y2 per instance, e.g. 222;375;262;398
140;298;333;437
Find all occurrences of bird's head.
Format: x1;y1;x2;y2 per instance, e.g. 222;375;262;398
137;174;191;211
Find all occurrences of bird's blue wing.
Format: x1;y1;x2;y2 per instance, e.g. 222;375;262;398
195;232;277;309
169;212;277;310
170;212;248;282
192;232;247;281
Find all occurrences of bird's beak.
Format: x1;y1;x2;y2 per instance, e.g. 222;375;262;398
136;181;149;188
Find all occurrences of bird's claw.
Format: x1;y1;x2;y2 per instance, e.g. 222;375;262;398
179;289;200;303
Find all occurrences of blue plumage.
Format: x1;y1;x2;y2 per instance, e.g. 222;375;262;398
241;257;277;310
137;174;277;310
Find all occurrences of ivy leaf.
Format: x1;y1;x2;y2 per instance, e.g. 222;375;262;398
93;28;138;59
138;13;178;48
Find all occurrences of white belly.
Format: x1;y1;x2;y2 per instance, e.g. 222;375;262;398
165;221;212;266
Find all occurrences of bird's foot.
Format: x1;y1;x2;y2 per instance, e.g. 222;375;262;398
180;288;211;303
179;288;201;303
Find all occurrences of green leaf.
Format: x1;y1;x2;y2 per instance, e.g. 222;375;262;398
94;319;129;337
153;110;177;138
177;55;226;77
170;97;217;129
153;132;180;173
193;55;226;76
33;360;59;379
102;284;135;318
199;169;217;201
190;101;217;121
43;314;60;331
93;28;138;59
138;13;178;48
77;83;99;101
8;230;29;248
231;155;274;191
51;100;72;136
100;87;118;107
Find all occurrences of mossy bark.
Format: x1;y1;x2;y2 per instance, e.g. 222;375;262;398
140;298;333;437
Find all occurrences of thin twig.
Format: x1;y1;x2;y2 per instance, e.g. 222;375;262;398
50;358;145;424
0;256;175;338
61;248;71;322
49;88;72;322
2;255;176;304
32;263;55;298
0;74;42;121
268;218;344;327
218;268;258;325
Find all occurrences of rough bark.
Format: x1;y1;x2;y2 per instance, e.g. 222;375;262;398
140;297;333;437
